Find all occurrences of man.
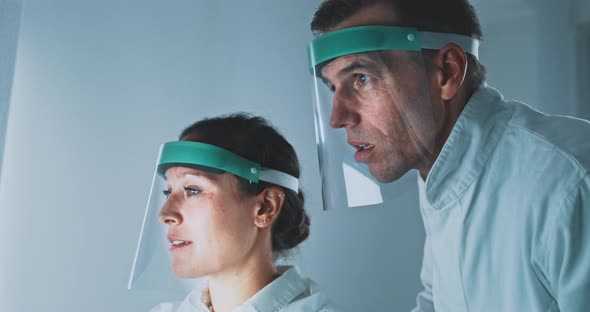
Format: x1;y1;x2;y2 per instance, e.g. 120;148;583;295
307;0;590;311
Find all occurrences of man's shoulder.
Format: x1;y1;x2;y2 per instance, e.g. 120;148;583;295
502;99;590;174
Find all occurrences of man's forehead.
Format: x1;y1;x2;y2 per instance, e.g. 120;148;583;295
321;54;355;76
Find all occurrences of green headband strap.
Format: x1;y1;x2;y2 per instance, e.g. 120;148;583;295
157;141;299;193
308;25;479;73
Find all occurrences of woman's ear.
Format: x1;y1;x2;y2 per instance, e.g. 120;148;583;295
433;43;468;101
253;186;285;228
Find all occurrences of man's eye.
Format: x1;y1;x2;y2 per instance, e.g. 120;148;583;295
184;187;201;197
355;74;370;85
162;190;171;199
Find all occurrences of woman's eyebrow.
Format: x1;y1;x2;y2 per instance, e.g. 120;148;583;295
183;171;208;179
165;170;212;182
182;171;219;183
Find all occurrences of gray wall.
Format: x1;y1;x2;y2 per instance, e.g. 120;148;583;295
0;1;588;312
476;0;590;117
479;12;540;108
0;1;423;311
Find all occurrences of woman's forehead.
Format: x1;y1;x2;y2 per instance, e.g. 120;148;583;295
164;166;218;182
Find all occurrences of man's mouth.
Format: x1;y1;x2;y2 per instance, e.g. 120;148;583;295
355;144;374;151
353;144;375;163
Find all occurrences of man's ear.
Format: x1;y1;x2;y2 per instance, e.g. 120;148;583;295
253;186;285;228
433;43;468;101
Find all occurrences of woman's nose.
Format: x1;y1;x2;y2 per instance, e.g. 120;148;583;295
158;200;183;225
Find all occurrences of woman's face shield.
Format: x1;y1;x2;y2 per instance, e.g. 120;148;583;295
128;141;299;294
308;26;479;211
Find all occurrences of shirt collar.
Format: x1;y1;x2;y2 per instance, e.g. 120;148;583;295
243;266;308;312
190;266;308;312
423;85;512;210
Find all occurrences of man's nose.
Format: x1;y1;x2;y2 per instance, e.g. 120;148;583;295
329;90;360;129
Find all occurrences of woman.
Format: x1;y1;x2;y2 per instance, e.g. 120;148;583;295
147;113;340;312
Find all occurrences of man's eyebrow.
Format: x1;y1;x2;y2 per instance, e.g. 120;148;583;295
322;60;378;84
320;59;379;86
339;61;370;75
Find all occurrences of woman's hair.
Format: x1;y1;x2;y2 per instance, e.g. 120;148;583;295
179;113;310;256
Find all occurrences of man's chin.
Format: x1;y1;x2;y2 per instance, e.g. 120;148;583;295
369;163;409;183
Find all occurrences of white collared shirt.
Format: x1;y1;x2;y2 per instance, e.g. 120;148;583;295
412;85;590;311
150;266;341;312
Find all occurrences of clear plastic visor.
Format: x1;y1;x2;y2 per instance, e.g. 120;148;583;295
128;141;299;294
308;26;479;210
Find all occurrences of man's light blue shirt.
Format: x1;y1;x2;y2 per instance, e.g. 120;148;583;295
413;85;590;311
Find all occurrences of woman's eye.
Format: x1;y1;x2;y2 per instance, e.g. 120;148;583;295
162;190;171;199
184;187;201;197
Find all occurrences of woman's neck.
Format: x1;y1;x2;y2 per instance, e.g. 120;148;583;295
207;245;279;312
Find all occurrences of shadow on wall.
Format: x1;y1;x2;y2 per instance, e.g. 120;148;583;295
0;0;23;183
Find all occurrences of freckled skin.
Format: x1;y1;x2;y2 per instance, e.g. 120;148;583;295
159;167;259;278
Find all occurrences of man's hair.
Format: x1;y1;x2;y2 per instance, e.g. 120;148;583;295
311;0;486;89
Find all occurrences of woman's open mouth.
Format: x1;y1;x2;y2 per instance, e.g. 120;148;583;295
169;240;192;251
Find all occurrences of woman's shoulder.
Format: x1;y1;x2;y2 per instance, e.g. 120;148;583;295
149;267;345;312
149;301;181;312
148;289;208;312
283;291;344;312
277;267;345;312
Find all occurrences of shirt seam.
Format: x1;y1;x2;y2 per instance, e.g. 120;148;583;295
538;172;589;300
458;196;470;312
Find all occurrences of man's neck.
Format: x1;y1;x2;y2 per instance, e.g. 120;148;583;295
419;86;476;180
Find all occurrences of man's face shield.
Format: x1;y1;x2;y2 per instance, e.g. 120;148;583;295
128;141;299;294
308;26;479;211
